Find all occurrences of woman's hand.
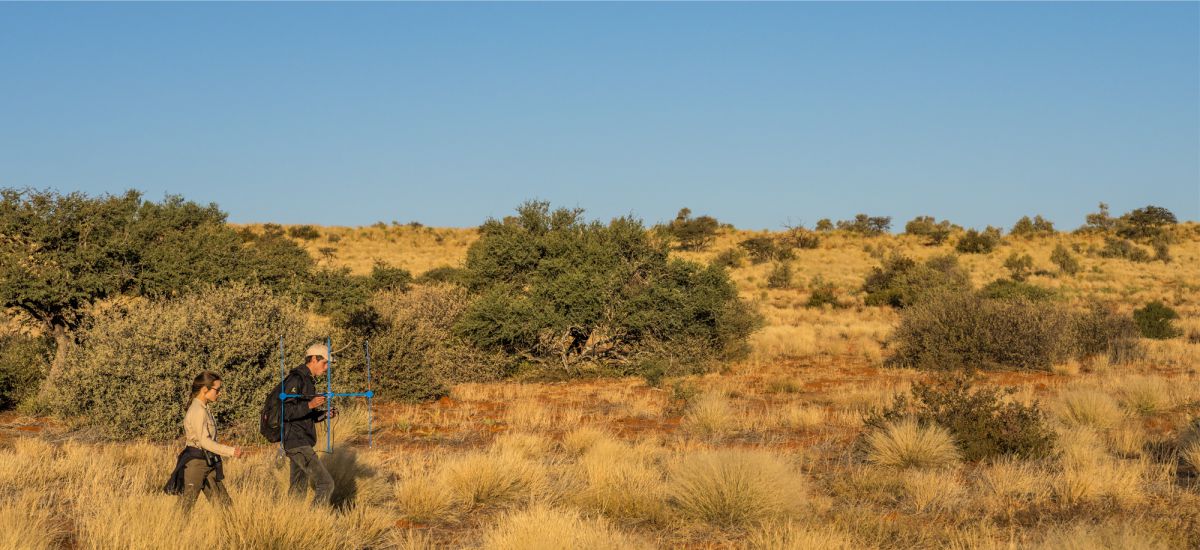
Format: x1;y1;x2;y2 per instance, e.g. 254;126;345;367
233;447;245;458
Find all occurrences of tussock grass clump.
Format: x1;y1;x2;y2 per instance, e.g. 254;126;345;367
667;449;807;528
480;505;655;550
394;477;457;523
900;469;964;512
682;392;739;437
1111;375;1172;416
974;457;1053;510
1055;388;1125;430
863;419;961;470
745;521;856;550
438;448;546;510
561;426;615;456
570;438;667;523
1053;426;1148;508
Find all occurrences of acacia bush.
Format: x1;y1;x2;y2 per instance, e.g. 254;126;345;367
766;262;793;289
416;266;468;286
1009;215;1055;238
367;285;507;401
1071;303;1141;364
1099;237;1152;262
50;283;320;441
287;225;321;240
863;375;1056;462
1002;253;1034;281
454;202;759;376
862;254;971;308
836;214;891;236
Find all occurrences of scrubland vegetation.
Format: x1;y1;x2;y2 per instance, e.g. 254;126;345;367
2;191;1199;548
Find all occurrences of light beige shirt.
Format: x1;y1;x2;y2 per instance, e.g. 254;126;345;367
183;398;236;457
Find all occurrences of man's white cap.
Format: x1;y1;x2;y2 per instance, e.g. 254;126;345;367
305;343;329;361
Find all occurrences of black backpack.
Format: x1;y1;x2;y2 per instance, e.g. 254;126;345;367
259;382;284;443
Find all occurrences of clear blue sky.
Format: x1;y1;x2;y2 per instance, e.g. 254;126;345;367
1;3;1197;230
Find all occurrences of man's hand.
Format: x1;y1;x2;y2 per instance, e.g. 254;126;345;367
308;395;327;409
325;408;338;419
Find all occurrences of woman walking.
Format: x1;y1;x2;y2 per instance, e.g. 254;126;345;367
170;371;244;513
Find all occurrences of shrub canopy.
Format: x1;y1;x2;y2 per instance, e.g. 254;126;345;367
50;283;321;441
455;202;759;375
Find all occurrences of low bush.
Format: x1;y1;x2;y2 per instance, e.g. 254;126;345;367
416;266;468;286
1002;253;1034;281
368;260;412;292
862;254;971;308
1009;215;1055;238
0;333;50;410
50;283;320;441
864;375;1056;462
886;291;1073;371
287;225;321;240
836;214;891;236
370;285;507;401
711;248;746;269
738;236;794;264
805;276;842;309
978;279;1057;302
766;262;793;289
955;227;1002;254
666;208;720;251
1133;301;1181;340
904;216;956;245
1099;237;1151;262
1071;303;1141;364
1050;243;1081;275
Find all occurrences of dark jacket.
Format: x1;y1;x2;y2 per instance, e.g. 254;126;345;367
282;366;329;450
163;446;223;495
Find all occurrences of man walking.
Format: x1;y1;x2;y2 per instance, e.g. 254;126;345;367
281;343;336;505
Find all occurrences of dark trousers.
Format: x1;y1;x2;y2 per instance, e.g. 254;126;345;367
286;446;334;506
179;458;231;513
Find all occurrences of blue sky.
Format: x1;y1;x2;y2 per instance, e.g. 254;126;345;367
1;3;1196;230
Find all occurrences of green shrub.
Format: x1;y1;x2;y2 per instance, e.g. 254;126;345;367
1002;253;1034;281
863;375;1056;462
666;208;720;251
1133;301;1182;340
456;202;760;376
836;214;891;236
1009;215;1055;238
0;333;50;410
369;260;412;292
886;291;1074;371
711;249;746;269
1117;205;1177;240
1099;237;1151;262
416;266;469;286
301;267;370;317
1071;303;1141;364
1050;243;1081;276
781;226;820;249
287;225;321;240
50;283;320;441
978;279;1057;302
955;227;1002;254
369;285;506;401
815;219;834;232
862;254;971;308
904;216;956;245
805;276;841;309
1079;202;1116;234
766;262;793;289
1152;237;1172;263
738;236;794;264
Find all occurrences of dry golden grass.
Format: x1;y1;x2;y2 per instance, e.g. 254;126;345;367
863;419;961;470
744;521;856;550
1054;388;1126;430
666;448;808;528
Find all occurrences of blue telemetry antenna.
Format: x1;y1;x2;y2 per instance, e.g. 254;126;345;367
278;336;375;455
